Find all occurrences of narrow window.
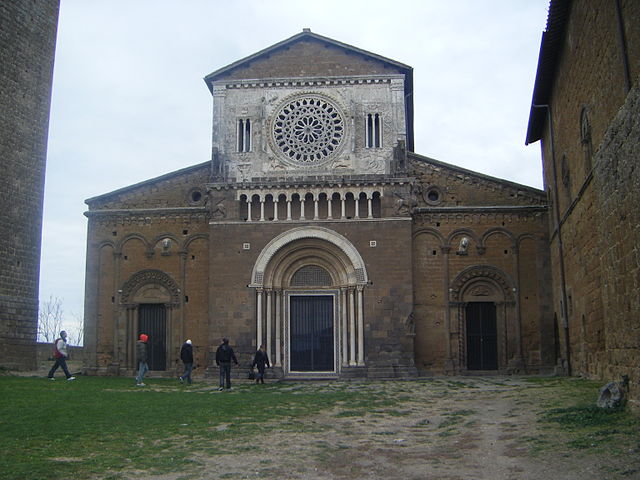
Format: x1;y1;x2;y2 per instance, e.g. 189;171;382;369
237;119;251;152
365;113;382;148
374;113;381;147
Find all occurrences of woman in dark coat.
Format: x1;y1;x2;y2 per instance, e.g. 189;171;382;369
251;344;270;384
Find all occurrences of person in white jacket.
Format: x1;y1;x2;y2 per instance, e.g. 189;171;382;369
47;330;75;381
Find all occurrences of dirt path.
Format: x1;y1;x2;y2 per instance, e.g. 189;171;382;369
117;377;637;480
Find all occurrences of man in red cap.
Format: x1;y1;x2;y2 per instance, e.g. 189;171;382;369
136;333;149;386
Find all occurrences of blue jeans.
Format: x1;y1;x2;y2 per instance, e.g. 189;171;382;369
136;362;148;384
180;362;193;384
48;357;72;378
219;362;232;388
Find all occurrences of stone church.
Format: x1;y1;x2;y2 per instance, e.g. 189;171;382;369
83;30;554;379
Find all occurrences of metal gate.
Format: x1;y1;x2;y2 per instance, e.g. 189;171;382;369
465;302;497;370
290;295;334;371
138;304;166;371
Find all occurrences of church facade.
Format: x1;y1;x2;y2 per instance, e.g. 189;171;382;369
83;31;554;379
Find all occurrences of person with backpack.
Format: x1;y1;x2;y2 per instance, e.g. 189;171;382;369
136;333;149;386
215;337;238;390
47;330;75;381
251;344;270;384
178;339;193;385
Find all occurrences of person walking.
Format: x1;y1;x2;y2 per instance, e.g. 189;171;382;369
47;330;75;381
179;339;193;384
136;333;149;386
215;338;238;390
251;344;270;384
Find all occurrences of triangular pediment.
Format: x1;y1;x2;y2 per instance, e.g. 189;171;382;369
204;30;412;88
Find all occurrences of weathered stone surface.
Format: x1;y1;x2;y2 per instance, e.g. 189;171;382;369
0;2;60;370
597;381;626;409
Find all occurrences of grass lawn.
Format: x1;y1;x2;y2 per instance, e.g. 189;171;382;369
1;375;638;480
0;376;391;480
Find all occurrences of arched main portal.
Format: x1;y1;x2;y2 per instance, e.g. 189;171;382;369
250;227;368;376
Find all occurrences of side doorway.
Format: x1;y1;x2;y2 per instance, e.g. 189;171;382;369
138;304;166;371
465;302;497;370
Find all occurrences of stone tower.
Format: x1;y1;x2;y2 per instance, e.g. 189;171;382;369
0;2;60;369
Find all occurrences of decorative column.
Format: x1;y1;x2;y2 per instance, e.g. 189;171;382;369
275;289;281;366
341;288;348;366
349;288;356;366
354;196;360;218
259;200;265;222
328;197;333;219
286;198;292;221
356;285;365;365
112;251;122;368
512;244;525;370
247;198;253;222
341;196;346;219
367;197;373;218
300;197;306;220
273;199;279;221
442;246;454;372
266;289;272;360
313;197;319;220
256;288;263;348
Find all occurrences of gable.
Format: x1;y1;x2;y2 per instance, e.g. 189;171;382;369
85;162;210;211
409;153;546;207
210;39;404;82
204;30;412;86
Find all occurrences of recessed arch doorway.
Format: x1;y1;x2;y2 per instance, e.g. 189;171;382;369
250;227;368;377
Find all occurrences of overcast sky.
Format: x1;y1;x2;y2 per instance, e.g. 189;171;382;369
41;0;549;342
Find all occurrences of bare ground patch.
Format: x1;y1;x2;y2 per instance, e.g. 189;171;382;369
99;377;640;480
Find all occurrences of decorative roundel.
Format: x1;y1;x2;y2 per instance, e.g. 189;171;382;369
271;95;345;165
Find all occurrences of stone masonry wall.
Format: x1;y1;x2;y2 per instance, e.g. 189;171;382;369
538;0;639;404
0;2;60;370
593;79;640;409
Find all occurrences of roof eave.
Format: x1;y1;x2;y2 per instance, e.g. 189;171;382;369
525;0;572;145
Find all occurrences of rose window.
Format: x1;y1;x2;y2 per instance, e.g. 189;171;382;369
272;95;345;164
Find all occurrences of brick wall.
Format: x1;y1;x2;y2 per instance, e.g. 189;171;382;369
0;2;60;370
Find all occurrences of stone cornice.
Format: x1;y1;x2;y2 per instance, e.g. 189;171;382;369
214;74;404;90
207;176;413;191
414;206;548;214
85;207;208;218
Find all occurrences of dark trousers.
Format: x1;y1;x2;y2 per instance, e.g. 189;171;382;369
219;362;232;388
48;357;71;378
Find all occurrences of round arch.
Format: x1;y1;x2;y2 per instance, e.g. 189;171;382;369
250;226;368;287
120;269;181;305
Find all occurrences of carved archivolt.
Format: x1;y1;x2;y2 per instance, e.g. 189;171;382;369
450;265;514;302
120;269;180;305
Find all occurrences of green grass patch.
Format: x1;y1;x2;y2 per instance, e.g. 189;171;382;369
0;377;369;480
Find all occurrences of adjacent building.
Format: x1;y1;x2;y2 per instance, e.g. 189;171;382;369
526;0;639;407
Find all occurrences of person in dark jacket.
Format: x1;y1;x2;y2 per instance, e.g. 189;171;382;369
179;339;194;384
135;333;149;386
251;344;270;384
215;338;238;390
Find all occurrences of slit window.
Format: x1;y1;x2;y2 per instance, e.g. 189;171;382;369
237;118;251;152
365;113;381;148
